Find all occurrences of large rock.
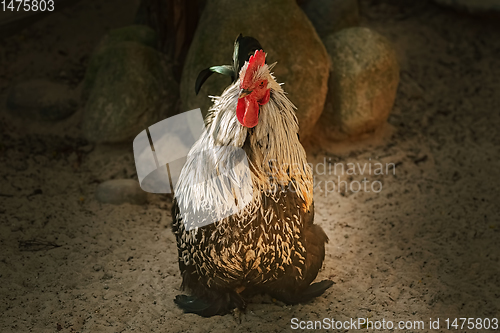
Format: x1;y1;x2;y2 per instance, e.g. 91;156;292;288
6;79;78;121
300;0;359;38
95;179;147;205
433;0;500;14
82;25;159;101
318;27;399;139
180;0;329;140
82;28;178;143
98;25;158;49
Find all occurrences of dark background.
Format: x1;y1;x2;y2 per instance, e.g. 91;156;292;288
0;0;499;332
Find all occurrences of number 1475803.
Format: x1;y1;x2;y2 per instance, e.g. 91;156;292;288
2;0;54;12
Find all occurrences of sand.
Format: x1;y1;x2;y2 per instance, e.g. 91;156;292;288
1;0;499;332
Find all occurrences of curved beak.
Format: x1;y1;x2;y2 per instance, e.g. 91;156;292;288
239;88;252;99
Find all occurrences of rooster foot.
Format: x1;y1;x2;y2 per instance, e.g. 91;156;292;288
231;306;245;324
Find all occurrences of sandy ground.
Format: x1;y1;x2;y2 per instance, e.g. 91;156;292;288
1;0;499;332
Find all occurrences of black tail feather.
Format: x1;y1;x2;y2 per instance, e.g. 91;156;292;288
269;280;334;305
175;295;212;314
296;280;334;303
174;292;245;317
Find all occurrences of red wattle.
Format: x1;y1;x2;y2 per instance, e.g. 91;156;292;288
236;96;259;128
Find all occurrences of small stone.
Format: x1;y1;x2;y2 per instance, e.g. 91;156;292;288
300;0;360;38
6;79;78;122
95;179;147;205
102;273;113;280
93;264;103;272
318;27;400;139
433;0;500;14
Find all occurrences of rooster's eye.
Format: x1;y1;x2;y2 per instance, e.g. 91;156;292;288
259;81;265;88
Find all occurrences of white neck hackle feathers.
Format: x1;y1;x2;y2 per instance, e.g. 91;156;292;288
175;62;313;230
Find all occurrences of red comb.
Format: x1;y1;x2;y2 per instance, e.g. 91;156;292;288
241;50;266;88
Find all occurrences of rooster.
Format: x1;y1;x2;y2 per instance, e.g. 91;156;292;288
171;34;332;317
